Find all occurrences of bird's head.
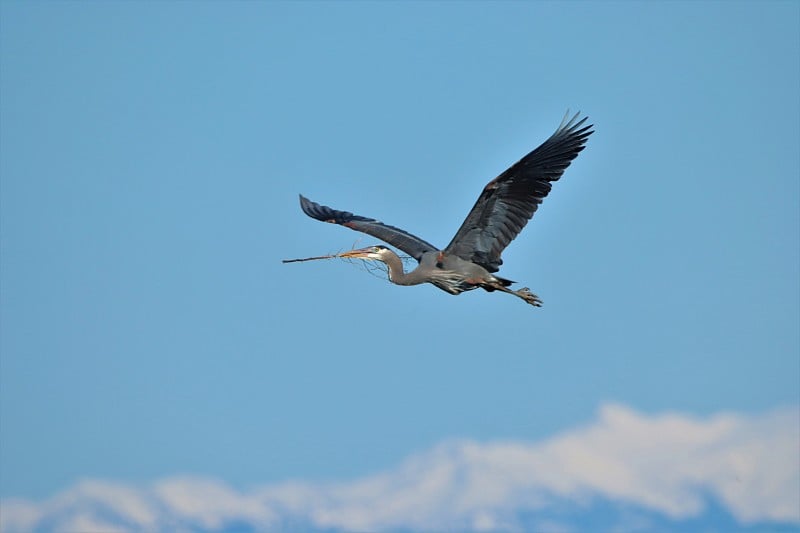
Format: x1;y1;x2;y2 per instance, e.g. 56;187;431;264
338;245;392;261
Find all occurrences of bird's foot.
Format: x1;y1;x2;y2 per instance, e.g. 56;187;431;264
515;287;542;307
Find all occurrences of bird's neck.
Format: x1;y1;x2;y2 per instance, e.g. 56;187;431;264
382;252;421;286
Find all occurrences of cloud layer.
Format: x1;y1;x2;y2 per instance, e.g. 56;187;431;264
3;404;798;532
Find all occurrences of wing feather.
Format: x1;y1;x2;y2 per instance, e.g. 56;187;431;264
445;112;594;272
298;195;437;262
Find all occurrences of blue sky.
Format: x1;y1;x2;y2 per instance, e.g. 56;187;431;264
1;2;798;532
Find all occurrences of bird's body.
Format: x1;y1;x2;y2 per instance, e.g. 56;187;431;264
416;250;504;295
335;244;539;304
374;246;510;294
294;112;594;307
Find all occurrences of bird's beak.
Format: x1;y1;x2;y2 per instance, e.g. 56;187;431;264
338;246;376;260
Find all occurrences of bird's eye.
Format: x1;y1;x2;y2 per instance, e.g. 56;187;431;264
371;246;382;252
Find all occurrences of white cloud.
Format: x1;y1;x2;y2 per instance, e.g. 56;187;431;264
0;500;40;533
154;477;276;529
2;404;797;532
55;479;159;528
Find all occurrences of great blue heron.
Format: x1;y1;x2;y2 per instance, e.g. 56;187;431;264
295;112;593;307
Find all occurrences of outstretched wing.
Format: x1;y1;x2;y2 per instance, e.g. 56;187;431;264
445;112;594;272
298;195;438;262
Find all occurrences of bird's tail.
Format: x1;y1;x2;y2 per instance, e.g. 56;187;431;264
495;275;514;287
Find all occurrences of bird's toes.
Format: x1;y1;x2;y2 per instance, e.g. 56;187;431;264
516;287;543;307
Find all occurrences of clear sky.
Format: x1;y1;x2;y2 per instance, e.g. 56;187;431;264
1;2;798;532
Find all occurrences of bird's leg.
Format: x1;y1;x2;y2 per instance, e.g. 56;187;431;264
484;282;543;307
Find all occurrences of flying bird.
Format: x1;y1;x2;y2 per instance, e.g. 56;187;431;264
295;112;593;307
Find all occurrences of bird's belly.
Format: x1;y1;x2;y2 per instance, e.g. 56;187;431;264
430;278;480;295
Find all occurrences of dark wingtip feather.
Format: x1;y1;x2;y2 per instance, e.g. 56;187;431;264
558;110;593;138
299;194;313;212
299;194;316;218
298;194;332;222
